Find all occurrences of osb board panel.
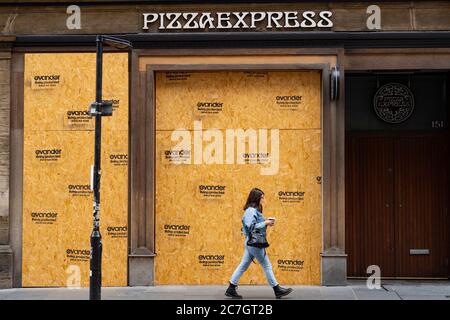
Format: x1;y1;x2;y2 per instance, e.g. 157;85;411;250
24;53;128;132
156;71;321;130
155;74;322;288
22;130;128;287
100;130;128;287
22;53;128;287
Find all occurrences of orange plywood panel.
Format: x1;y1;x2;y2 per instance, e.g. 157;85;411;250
155;70;322;285
22;53;128;287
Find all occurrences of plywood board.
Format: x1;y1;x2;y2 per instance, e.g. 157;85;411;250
156;70;321;130
22;53;128;287
24;53;128;132
155;70;322;285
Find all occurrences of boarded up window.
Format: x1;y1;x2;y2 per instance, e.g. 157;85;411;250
155;70;322;285
23;53;128;287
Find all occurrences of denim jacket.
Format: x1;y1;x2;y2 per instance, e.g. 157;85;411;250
241;207;266;241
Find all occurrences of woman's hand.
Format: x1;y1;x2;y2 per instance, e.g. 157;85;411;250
264;219;275;227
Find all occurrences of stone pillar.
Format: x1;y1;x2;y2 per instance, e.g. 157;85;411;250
0;38;13;289
321;57;347;286
128;56;155;286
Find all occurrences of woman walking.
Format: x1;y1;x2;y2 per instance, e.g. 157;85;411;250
225;188;293;299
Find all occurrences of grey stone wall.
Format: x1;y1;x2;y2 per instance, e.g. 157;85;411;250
0;1;449;35
0;46;11;288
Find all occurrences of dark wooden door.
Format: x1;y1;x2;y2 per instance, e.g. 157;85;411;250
346;134;449;278
394;136;449;277
346;135;396;277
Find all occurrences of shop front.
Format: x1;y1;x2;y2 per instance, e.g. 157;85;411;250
0;1;449;288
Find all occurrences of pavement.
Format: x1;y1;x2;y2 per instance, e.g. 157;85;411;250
0;280;449;300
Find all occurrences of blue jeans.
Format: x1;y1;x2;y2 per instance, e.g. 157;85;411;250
230;244;278;287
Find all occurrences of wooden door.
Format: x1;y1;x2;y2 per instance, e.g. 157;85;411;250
346;134;449;278
346;135;396;277
394;136;449;277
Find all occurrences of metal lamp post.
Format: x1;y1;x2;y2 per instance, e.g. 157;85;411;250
89;35;131;300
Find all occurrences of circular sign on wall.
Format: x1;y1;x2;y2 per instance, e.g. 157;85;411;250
373;83;415;124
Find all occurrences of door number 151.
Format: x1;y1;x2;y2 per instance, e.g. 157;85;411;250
431;120;445;128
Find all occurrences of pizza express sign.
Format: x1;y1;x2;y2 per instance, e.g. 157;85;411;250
373;83;415;124
143;11;333;30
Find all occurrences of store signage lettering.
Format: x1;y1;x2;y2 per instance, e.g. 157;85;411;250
143;11;333;30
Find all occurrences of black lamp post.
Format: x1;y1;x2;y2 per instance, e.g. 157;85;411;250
89;35;132;300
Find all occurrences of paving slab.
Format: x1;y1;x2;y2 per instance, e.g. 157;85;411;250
0;281;449;300
352;288;401;300
382;281;450;300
